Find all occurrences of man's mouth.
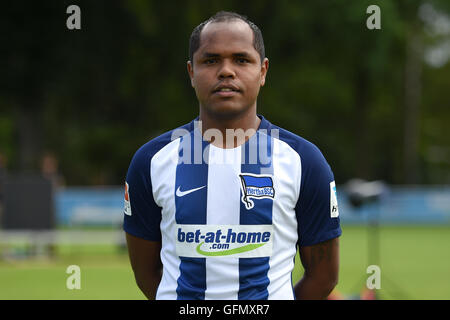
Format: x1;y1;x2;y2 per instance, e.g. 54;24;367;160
213;84;241;95
215;88;237;92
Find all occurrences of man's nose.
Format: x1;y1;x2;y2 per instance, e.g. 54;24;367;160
218;60;236;79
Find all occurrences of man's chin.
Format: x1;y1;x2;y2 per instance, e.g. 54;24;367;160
203;103;251;120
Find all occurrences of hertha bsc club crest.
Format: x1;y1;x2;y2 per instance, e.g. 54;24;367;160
239;174;275;210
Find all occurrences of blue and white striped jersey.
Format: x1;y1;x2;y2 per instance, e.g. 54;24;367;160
123;115;341;300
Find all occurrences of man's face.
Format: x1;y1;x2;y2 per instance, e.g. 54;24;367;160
187;20;268;120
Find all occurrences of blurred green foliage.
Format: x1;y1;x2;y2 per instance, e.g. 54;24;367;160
0;0;449;185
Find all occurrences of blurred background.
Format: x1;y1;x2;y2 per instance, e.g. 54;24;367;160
0;0;449;299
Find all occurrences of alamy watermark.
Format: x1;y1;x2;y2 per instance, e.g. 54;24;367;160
366;5;381;30
66;5;81;30
366;265;381;290
64;5;381;33
66;265;81;290
170;120;280;165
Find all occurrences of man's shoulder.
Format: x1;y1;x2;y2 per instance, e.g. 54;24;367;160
267;120;326;164
131;120;194;165
265;118;334;186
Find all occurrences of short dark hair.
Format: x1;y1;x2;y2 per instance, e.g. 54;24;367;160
189;11;265;64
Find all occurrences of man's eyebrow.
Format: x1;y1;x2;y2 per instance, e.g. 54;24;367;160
201;52;221;58
200;52;253;58
232;52;252;58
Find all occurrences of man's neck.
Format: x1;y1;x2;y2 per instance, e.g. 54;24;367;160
198;107;261;149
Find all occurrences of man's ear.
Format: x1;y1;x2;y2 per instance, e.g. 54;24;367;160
260;58;269;87
187;61;195;88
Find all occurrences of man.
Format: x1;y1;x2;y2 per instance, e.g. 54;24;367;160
124;11;341;300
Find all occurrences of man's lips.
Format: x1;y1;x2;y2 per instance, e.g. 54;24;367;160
212;83;241;93
212;84;241;97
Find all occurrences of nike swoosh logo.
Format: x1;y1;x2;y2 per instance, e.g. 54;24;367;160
176;185;206;197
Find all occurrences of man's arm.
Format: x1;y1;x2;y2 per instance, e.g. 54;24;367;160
294;237;339;299
125;232;162;299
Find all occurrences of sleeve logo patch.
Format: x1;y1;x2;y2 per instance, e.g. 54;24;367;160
330;181;339;218
124;181;132;216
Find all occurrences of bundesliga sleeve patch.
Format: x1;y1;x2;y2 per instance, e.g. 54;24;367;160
330;181;339;218
124;181;132;216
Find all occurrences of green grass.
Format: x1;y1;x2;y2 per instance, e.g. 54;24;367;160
293;225;450;299
1;225;449;299
0;245;144;300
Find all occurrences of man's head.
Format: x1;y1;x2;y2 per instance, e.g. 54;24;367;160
189;11;265;64
187;11;269;120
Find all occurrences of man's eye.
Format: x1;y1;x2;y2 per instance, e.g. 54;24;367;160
237;58;249;64
204;59;217;64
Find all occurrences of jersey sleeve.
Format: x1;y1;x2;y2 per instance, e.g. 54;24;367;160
295;143;342;247
123;146;162;242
